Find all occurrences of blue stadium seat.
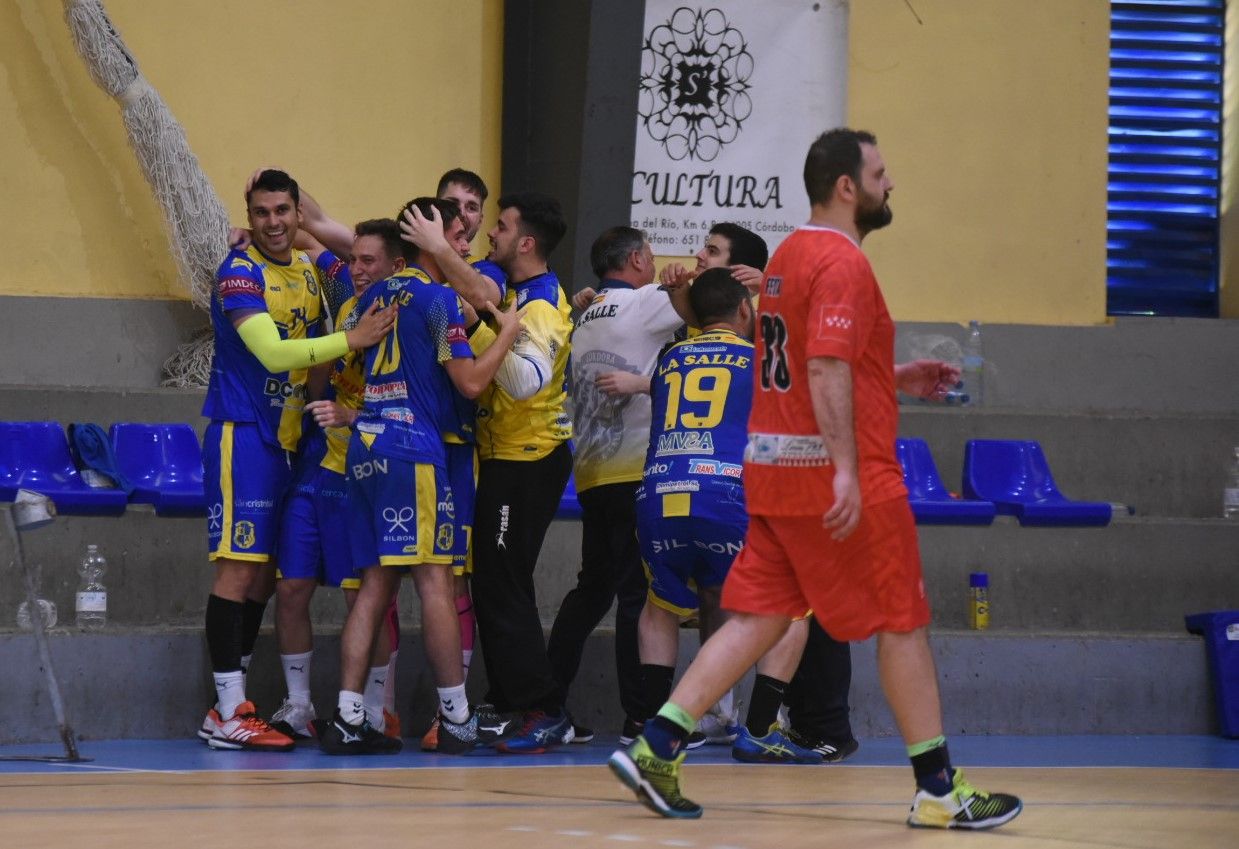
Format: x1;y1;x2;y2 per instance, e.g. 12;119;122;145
557;472;583;520
0;421;127;515
895;437;996;525
110;423;206;516
963;439;1111;527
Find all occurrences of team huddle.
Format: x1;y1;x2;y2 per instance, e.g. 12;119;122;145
196;129;1023;830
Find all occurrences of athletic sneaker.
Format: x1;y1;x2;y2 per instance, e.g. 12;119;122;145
383;708;401;740
731;725;823;764
786;728;859;763
197;706;222;743
270;698;317;739
608;736;702;819
207;701;295;752
436;704;519;754
697;711;741;745
496;710;573;754
907;768;1023;830
569;714;594;743
421;716;441;752
620;719;706;750
318;709;402;755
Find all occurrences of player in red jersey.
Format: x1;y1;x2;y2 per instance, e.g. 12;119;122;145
610;129;1023;830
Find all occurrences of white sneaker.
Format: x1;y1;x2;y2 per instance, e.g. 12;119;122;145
697;712;739;744
270;698;317;739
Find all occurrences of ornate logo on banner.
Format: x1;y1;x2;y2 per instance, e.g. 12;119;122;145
638;7;754;162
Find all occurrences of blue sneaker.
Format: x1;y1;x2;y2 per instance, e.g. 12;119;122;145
731;725;823;764
496;710;573;754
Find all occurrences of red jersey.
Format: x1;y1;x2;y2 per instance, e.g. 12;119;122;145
744;226;906;516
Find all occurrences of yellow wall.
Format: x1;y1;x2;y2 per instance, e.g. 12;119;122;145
0;0;504;300
1221;0;1238;318
848;0;1112;325
656;1;1112;325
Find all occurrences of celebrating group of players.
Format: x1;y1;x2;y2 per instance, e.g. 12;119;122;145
195;128;1023;830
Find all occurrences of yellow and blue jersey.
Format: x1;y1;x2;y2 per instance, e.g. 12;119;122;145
203;245;325;452
643;329;754;520
474;271;573;461
469;254;508;301
353;267;473;467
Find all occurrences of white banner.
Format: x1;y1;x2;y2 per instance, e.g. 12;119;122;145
631;1;849;256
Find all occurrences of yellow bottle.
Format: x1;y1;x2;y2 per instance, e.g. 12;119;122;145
969;572;989;630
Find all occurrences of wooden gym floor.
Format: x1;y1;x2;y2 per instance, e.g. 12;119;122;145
0;736;1235;848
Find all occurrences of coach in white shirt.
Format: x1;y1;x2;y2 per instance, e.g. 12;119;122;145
548;226;684;735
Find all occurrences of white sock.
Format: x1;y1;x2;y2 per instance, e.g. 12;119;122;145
462;649;474;679
364;665;387;729
437;684;469;724
383;651;398;714
214;671;246;720
338;690;366;726
281;651;313;705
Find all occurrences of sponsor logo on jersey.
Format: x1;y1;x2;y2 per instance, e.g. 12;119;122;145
219;276;263;298
764;275;782;297
655;430;715;456
689;460;719;475
365;381;409;402
655;480;699;494
352;458;389;479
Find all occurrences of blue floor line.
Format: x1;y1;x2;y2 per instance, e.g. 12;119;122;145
1;735;1236;775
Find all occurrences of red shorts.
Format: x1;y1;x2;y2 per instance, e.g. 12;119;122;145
721;498;930;641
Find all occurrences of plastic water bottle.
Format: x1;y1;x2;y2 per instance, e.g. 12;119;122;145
76;544;108;630
968;572;989;630
16;598;57;631
1225;447;1239;519
962;320;984;406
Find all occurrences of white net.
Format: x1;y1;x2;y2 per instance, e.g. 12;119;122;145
64;0;226;386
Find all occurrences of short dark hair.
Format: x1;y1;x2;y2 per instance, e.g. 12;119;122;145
498;192;567;260
436;168;489;202
354;218;408;264
590;226;646;278
803;128;878;206
709;223;768;270
246;169;299;206
395;197;462;262
690;267;749;326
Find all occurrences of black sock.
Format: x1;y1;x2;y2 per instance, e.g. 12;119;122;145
911;743;954;795
241;598;268;661
746;674;787;736
640;664;675;723
205;594;244;673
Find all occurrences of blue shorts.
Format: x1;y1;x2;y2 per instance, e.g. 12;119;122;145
203;420;293;563
445;441;477;575
636;500;747;616
346;438;455;569
277;461;358;589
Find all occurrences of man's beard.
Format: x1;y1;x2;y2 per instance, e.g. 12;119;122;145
855;194;893;236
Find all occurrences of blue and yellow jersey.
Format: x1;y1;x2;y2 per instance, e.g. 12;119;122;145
644;329;754;519
317;290;367;474
469;255;508;302
202;245;325;452
353;267;473;466
473;271;573;461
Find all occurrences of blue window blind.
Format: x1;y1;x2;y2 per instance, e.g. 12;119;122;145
1108;0;1224;317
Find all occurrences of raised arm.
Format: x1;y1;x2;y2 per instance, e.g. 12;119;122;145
444;299;523;398
400;205;501;310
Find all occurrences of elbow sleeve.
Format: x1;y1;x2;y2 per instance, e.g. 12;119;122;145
494;351;547;400
236;312;350;372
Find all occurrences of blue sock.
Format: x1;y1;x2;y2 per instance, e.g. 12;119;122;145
642;715;689;760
